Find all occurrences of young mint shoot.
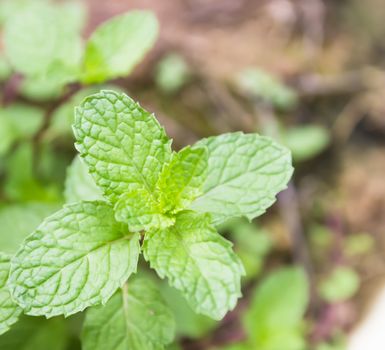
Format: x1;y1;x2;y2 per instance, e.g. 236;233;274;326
5;90;293;349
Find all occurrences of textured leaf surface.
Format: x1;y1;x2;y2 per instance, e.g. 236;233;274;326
144;211;244;320
8;201;140;317
0;254;22;335
74;90;172;204
82;277;175;350
83;11;158;83
64;156;104;203
190;132;293;225
114;186;174;232
157;146;208;214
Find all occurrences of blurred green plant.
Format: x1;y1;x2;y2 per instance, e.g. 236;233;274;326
222;267;309;350
319;266;360;303
281;125;331;162
155;53;191;94
236;68;298;111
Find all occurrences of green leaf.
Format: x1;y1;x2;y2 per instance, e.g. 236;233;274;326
1;103;44;138
319;266;360;303
64;156;104;203
0;203;58;254
0;104;44;155
0;254;22;335
8;201;140;318
82;11;158;83
236;68;298;110
155;53;190;94
243;267;309;349
4;2;82;80
157;146;208;214
143;211;244;320
82;277;175;350
282;126;330;162
49;86;124;139
3;143;61;202
114;186;174;232
0;315;68;350
190;132;293;226
74;90;172;203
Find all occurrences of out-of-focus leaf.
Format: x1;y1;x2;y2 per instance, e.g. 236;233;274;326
319;266;360;303
0;203;58;254
243;267;309;350
20;75;65;102
4;1;82;82
236;68;298;110
3;143;61;202
155;53;190;93
282;126;330;162
0;104;44;156
82;11;158;83
160;283;217;338
344;233;374;257
0;315;68;350
65;156;104;203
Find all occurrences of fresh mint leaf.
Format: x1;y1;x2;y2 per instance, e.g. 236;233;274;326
74;90;172;203
64;156;104;203
157;146;208;214
49;86;124;139
190;132;293;226
82;277;175;350
114;186;174;232
0;254;22;335
8;201;140;318
82;11;158;83
143;211;244;320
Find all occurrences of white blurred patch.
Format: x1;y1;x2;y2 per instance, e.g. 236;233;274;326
349;288;385;350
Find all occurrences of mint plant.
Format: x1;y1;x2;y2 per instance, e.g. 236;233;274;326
1;90;293;348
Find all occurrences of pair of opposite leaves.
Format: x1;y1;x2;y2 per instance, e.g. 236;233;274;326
4;90;293;331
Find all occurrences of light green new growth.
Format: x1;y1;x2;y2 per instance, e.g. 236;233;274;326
144;211;244;320
73;90;172;204
82;277;175;350
5;89;293;347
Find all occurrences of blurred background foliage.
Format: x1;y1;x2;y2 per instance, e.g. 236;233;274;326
1;0;385;349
